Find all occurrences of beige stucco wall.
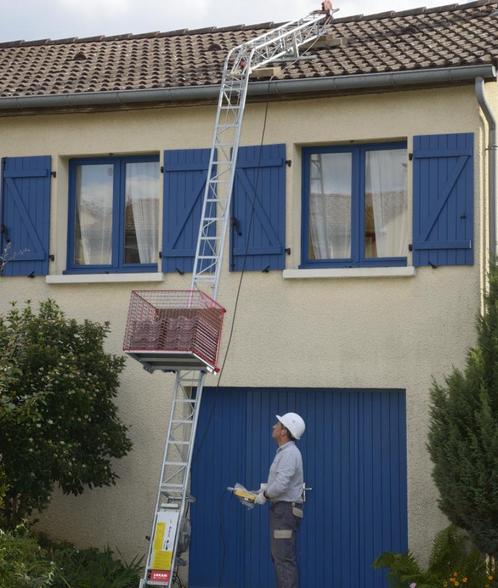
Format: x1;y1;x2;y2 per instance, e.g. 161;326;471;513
0;82;494;568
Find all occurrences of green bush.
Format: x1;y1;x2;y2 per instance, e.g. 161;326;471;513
0;300;131;527
0;526;55;588
41;539;142;588
374;525;493;588
0;529;142;588
428;264;498;559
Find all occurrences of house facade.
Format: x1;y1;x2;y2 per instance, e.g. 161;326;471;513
0;1;497;586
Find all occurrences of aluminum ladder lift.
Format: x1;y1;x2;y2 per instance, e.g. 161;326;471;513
139;10;334;587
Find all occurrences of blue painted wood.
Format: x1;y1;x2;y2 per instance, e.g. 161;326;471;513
1;156;51;277
412;133;474;266
190;387;408;588
230;144;286;272
163;149;212;274
301;142;408;269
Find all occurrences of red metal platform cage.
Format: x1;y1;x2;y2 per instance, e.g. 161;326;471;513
123;290;226;373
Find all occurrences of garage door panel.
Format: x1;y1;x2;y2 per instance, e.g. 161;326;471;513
190;388;407;588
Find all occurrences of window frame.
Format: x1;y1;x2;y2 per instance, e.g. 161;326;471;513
301;141;408;269
66;154;160;274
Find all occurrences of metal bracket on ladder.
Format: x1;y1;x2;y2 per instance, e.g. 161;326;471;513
139;10;331;587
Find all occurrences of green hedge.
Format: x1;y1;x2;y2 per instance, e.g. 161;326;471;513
0;527;142;588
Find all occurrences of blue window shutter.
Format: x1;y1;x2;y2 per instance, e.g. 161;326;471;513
162;149;211;273
231;144;286;272
1;156;51;277
412;133;473;266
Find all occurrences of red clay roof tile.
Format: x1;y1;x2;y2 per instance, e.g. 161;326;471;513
0;0;496;100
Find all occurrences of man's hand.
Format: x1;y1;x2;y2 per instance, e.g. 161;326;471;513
254;491;267;505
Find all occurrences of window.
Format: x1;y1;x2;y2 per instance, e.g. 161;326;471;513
67;156;160;273
302;142;408;268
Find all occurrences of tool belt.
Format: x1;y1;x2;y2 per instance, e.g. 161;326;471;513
271;501;304;519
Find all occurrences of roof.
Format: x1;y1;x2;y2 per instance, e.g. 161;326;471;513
0;0;497;101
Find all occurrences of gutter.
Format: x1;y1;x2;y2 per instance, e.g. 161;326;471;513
475;76;497;261
0;64;495;111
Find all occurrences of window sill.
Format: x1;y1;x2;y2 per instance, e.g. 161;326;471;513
283;267;416;279
46;273;165;284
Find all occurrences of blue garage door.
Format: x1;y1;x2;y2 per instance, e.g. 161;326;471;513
190;387;407;588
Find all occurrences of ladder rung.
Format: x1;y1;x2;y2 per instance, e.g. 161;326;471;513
171;419;194;424
161;483;184;489
164;461;188;467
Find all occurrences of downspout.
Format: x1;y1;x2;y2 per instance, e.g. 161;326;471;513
475;76;497;262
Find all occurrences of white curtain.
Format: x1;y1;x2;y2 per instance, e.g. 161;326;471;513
76;164;113;265
366;150;408;258
126;162;159;264
309;153;352;260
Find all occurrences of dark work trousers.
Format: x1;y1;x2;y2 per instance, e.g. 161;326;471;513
269;501;303;588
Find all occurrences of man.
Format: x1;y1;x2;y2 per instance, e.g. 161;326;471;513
321;0;333;15
255;412;306;588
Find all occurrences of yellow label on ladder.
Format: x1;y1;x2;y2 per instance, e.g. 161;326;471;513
151;511;179;571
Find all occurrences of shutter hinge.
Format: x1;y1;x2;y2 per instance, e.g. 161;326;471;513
51;171;56;178
1;224;10;243
408;153;413;161
160;166;164;174
285;247;291;255
408;243;413;252
49;254;55;262
158;251;163;259
285;160;292;167
231;216;242;236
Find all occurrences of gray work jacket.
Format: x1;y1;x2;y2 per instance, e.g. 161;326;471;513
266;441;303;503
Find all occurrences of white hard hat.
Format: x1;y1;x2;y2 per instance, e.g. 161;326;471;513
276;413;305;440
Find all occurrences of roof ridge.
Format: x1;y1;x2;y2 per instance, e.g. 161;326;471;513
0;0;495;49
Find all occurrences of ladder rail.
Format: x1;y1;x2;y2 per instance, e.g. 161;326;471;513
140;370;205;587
190;10;329;297
206;67;251;299
141;374;186;583
141;10;332;587
164;372;205;588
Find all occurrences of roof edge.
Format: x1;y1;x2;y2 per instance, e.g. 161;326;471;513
0;65;495;111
